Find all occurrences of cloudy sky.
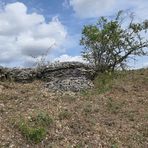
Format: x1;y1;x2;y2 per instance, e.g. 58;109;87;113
0;0;147;68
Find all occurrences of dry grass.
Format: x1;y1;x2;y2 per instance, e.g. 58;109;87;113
0;69;148;147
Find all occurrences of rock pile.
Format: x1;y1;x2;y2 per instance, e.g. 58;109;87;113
0;62;96;92
0;67;36;82
45;77;94;92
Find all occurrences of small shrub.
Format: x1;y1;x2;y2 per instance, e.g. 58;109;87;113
18;112;53;143
33;112;53;127
18;120;46;143
75;142;84;148
83;104;93;115
124;111;136;121
58;110;71;120
106;97;122;114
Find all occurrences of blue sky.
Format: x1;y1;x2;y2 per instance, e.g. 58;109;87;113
0;0;147;68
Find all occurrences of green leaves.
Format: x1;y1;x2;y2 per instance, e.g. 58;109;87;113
80;11;148;72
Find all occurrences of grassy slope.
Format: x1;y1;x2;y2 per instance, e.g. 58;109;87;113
0;69;148;147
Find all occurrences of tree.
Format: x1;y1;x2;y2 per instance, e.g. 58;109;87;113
80;11;148;72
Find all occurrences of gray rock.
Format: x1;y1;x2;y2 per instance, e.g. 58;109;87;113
0;62;96;92
45;77;94;92
37;62;95;81
5;68;36;82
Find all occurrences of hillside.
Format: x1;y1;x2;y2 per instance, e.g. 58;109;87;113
0;68;148;147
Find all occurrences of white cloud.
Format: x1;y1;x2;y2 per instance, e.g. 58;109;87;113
69;0;116;18
54;54;86;63
69;0;148;19
62;0;70;9
0;2;67;67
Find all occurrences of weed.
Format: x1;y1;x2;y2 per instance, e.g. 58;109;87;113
18;112;53;143
106;97;122;114
138;125;148;137
60;94;76;103
111;144;118;148
83;104;93;115
58;109;71;120
94;72;115;94
32;112;53;127
75;142;84;148
18;119;46;143
124;111;136;121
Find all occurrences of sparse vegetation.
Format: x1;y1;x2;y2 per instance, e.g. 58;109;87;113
0;69;148;147
17;112;53;143
18;120;46;143
32;112;53;127
106;97;123;114
58;109;71;120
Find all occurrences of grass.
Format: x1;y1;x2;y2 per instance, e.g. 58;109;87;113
0;68;148;147
106;97;123;114
94;71;115;94
17;112;53;143
18;120;46;143
32;112;53;127
83;104;93;114
59;94;76;103
58;109;71;120
111;144;118;148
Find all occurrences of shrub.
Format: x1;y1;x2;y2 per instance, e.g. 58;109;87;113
18;120;46;143
18;112;53;143
32;112;53;127
58;110;71;120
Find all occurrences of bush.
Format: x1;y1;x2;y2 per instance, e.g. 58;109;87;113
18;120;46;143
32;112;53;127
18;112;53;143
58;110;71;120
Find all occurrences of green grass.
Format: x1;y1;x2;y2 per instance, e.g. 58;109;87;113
18;112;53;143
32;112;53;127
18;120;46;143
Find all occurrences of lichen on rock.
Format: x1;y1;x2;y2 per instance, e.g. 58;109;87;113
0;62;96;92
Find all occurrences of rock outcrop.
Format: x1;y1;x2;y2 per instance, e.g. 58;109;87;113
45;77;94;92
0;62;96;92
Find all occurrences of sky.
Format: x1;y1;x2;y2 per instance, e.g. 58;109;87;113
0;0;147;68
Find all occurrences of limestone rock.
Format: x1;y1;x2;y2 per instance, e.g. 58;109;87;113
45;77;94;92
37;62;95;81
0;62;96;92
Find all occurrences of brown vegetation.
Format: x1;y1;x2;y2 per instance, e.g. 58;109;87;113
0;69;148;147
